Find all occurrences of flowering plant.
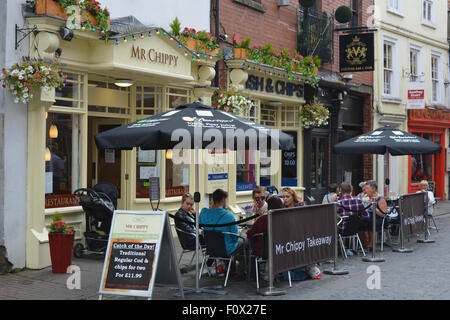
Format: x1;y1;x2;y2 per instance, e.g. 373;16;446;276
1;59;66;104
180;27;220;52
49;214;75;234
299;99;329;129
30;0;111;39
212;89;254;114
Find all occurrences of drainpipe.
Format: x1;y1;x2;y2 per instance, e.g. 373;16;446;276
214;0;220;87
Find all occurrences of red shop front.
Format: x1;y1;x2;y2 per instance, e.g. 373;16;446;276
408;108;447;199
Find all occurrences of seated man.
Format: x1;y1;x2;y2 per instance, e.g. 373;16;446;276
337;182;368;234
251;186;268;215
199;189;247;274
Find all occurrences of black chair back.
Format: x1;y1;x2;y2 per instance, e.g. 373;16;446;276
342;215;361;237
261;233;268;260
204;230;228;258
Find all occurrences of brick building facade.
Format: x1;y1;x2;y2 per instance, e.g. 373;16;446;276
211;0;374;200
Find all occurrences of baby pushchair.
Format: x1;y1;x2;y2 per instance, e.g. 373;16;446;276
73;182;118;258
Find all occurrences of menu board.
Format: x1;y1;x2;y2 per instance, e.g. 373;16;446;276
99;211;183;299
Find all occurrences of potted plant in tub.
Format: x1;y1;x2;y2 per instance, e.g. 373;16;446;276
48;214;75;273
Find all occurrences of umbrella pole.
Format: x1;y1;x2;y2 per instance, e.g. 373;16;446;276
179;148;226;296
363;198;385;263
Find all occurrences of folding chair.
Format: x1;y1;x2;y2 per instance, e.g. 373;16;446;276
199;230;246;288
249;232;291;290
175;227;205;266
338;215;365;259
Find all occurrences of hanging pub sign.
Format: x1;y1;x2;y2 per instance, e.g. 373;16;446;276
339;33;374;73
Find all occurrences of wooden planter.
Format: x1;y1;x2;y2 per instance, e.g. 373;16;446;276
35;0;105;27
183;37;198;51
233;48;248;59
48;232;74;274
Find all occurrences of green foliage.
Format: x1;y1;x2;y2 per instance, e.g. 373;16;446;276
169;17;182;36
236;37;252;49
335;5;353;23
49;213;75;234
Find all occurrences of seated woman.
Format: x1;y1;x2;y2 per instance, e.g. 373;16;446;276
246;196;283;257
174;193;203;251
282;187;306;208
358;180;388;250
322;183;338;204
417;180;436;216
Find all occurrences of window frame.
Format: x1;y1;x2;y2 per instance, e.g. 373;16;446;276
422;0;436;28
409;44;423;83
430;51;443;105
382;37;399;99
387;0;404;17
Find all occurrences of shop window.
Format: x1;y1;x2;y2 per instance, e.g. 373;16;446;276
165;149;189;197
282;131;298;187
87;79;130;115
311;137;328;189
411;133;438;184
237;150;256;191
45;113;81;208
166;87;191;110
280;105;299;128
136;149;161;199
242;100;259;123
55;72;85;109
260;104;278;127
260;149;271;187
136;86;162;116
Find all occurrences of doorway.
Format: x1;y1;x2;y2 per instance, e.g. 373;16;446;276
88;117;128;209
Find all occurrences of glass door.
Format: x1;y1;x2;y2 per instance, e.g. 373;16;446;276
89;118;128;209
310;134;329;203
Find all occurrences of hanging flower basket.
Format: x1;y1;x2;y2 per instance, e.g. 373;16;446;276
1;59;66;104
299;100;329;129
48;214;75;274
212;89;254;115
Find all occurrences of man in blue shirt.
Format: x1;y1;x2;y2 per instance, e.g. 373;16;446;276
199;189;248;276
199;189;239;255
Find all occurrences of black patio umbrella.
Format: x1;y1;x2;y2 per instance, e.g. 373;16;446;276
95;101;294;151
94;101;294;294
333;125;441;156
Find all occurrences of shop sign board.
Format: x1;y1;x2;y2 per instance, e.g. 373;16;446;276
245;75;304;98
407;82;425;110
270;204;336;274
339;33;374;72
99;211;183;299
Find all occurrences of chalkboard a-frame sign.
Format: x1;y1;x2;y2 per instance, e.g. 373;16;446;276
98;211;184;299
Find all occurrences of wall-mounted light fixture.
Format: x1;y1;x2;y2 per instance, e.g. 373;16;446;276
166;149;173;160
45;147;51;161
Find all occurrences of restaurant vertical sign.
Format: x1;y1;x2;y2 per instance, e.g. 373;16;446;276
339;33;374;73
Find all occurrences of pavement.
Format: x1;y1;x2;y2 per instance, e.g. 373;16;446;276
2;201;450;300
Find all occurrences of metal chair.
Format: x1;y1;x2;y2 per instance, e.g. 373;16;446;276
199;230;246;288
427;201;439;234
249;232;291;289
381;206;400;252
175;227;205;266
338;215;366;258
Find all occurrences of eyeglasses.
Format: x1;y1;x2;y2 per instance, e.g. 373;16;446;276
254;196;265;201
282;187;291;191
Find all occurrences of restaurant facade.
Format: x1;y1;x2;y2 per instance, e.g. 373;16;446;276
24;14;225;269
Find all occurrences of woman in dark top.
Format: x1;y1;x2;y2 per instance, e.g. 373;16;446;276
246;196;283;257
175;193;204;250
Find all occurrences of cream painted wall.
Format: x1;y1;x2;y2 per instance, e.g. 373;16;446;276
101;0;211;32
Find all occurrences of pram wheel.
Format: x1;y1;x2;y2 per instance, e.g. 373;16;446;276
73;243;85;258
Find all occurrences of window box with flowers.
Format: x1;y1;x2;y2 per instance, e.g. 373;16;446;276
1;59;66;104
179;28;220;56
48;214;75;273
235;37;321;87
212;89;254;115
299;100;329;129
32;0;111;39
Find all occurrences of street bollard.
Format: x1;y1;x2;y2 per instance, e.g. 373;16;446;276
363;198;385;263
393;196;413;253
418;192;435;244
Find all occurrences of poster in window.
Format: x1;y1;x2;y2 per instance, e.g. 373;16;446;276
138;149;156;164
282;131;297;186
